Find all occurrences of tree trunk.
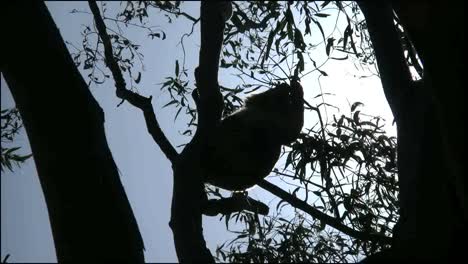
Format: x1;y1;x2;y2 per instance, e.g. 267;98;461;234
358;2;465;262
168;3;229;263
2;1;144;262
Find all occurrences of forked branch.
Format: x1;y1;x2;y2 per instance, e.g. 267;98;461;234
88;1;178;164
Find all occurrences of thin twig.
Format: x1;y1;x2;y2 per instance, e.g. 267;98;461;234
88;1;178;163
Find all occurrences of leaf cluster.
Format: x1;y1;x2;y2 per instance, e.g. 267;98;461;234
1;108;32;172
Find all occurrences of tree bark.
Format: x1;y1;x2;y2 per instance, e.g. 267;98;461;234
358;2;465;262
2;1;144;262
168;3;230;263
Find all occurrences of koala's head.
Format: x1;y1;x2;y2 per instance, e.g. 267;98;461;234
244;83;293;110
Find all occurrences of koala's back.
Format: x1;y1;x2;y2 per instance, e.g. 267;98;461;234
203;112;281;190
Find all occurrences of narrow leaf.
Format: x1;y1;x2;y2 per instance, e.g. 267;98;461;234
162;100;178;108
314;13;330;18
135;72;141;84
351;102;363;112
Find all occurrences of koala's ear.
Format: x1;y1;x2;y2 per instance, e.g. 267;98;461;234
290;79;300;87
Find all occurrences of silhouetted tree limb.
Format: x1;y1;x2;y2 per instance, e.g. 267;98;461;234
195;4;226;133
169;2;232;263
359;2;465;262
258;179;392;245
91;2;231;262
2;0;144;261
391;1;465;223
357;2;412;122
89;1;178;164
203;196;269;216
153;2;199;23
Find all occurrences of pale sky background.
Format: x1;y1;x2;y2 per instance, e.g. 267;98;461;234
1;2;395;262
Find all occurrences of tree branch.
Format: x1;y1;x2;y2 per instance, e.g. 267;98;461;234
3;1;144;261
357;2;412;121
88;1;178;164
258;179;392;245
168;2;231;263
154;3;199;23
203;196;269;216
195;3;227;134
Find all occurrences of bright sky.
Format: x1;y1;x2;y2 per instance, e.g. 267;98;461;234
1;2;395;262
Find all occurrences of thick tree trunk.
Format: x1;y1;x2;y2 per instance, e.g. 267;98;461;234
2;1;144;262
359;2;465;262
169;3;228;263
